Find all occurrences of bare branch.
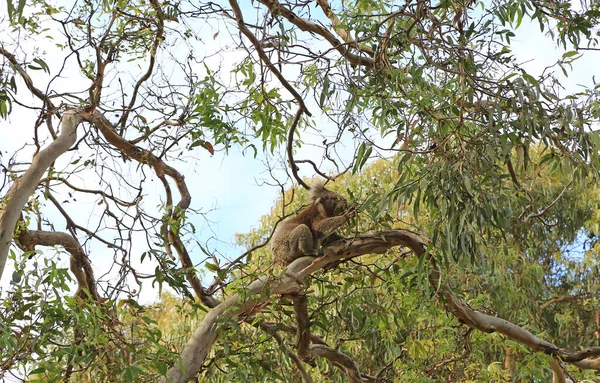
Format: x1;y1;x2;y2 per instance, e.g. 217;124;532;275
82;109;220;308
287;108;310;190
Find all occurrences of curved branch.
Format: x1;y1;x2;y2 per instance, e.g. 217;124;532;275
260;322;313;383
162;229;424;383
293;293;367;382
315;0;375;57
229;0;311;189
310;344;363;383
523;180;572;222
0;47;58;116
17;230;99;300
258;0;376;68
116;0;166;129
540;294;589;310
229;0;311;117
163;228;600;382
82;109;220;308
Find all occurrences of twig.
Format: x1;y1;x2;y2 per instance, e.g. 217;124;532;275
523;180;572;222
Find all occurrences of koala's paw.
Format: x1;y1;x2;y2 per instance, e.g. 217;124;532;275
345;205;359;219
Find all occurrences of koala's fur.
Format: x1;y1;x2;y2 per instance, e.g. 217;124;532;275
271;181;353;267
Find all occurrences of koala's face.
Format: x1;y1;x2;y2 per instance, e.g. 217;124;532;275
318;191;348;216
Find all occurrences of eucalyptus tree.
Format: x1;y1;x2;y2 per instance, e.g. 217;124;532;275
0;0;599;382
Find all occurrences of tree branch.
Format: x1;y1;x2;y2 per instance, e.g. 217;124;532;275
81;109;220;308
260;322;313;383
258;0;376;68
287;108;310;189
315;0;375;57
550;357;571;383
0;110;83;281
162;228;600;382
229;0;311;117
17;229;100;300
523;180;572;223
292;294;313;364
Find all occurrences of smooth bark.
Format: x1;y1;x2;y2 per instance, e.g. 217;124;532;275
0;110;83;281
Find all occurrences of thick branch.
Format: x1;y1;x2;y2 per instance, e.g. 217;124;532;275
162;229;422;382
0;110;83;281
310;344;363;383
163;228;600;382
444;292;559;354
293;294;367;382
17;230;99;300
292;294;312;363
550;358;570;383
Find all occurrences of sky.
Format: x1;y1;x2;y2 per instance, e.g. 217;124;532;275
0;0;599;304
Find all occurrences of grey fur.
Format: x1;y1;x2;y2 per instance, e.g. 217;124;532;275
271;181;353;266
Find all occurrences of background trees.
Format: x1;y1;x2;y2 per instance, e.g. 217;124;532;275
1;0;599;382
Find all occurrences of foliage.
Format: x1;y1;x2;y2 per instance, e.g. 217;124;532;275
1;0;599;381
225;154;600;382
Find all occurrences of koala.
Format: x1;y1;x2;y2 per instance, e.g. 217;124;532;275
271;181;355;267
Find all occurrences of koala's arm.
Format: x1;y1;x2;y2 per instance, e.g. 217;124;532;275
312;213;351;238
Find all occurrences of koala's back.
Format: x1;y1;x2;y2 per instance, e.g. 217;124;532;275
271;182;349;267
271;221;296;266
271;206;320;266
